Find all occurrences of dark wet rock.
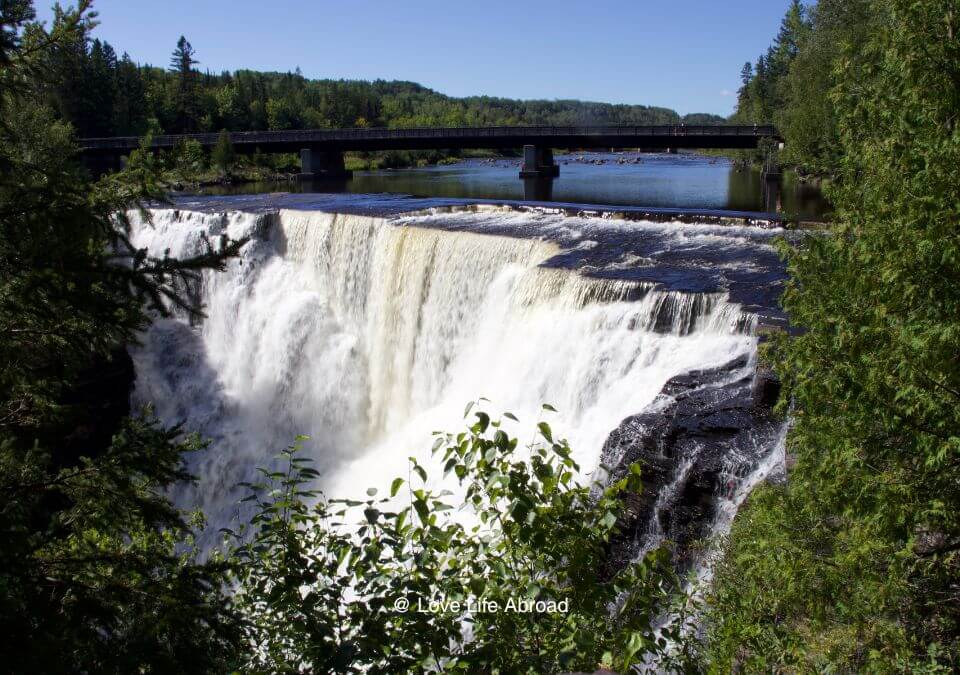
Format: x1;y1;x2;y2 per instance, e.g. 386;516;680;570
751;364;781;408
601;356;782;576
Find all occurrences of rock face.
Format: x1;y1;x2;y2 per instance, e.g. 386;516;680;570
600;356;783;576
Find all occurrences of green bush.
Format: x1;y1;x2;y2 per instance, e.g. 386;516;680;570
703;1;960;670
228;404;684;674
211;129;236;177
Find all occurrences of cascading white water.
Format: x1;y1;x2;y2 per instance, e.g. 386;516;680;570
635;423;788;673
128;207;760;537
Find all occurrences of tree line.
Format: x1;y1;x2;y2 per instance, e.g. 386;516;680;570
732;0;872;175
39;29;723;140
706;0;960;671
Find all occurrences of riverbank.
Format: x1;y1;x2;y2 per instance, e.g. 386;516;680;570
344;147;509;171
161;149;514;188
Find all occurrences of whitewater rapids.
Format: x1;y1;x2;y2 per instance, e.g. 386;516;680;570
128;207;763;538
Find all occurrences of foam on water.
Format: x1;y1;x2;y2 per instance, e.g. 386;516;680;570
129;207;760;538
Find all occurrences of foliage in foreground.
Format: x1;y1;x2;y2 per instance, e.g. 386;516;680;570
704;1;960;671
228;405;681;674
1;3;247;671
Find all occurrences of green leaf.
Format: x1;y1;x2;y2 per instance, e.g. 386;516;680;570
474;412;490;433
444;457;458;475
414;499;430;523
537;422;553;443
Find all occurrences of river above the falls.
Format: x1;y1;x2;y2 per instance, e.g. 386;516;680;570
191;151;831;222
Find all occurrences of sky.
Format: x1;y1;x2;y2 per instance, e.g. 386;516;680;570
35;0;793;117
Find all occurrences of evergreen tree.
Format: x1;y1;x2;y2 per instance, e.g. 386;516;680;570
1;5;246;670
732;0;869;174
169;35;197;81
739;61;753;88
169;35;199;131
0;1;34;67
113;53;149;135
44;8;94;132
779;0;872;172
751;54;769;121
767;0;808;80
83;39;117;136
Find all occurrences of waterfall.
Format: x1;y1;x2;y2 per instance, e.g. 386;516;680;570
128;207;762;541
630;399;788;672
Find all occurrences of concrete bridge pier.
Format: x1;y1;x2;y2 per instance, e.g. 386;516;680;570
519;145;560;178
761;149;783;213
522;176;555;202
299;147;352;180
762;173;782;214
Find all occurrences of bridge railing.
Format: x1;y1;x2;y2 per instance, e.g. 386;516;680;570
79;125;780;151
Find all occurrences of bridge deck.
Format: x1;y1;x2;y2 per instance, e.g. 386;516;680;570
79;125;781;156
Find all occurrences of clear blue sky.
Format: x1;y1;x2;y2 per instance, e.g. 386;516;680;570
36;0;794;116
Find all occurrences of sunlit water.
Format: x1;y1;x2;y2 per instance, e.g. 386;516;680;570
197;152;830;222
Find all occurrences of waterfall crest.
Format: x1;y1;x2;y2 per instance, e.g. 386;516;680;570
129;207;760;536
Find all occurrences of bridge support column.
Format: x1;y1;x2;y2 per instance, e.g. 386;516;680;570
299;148;352;180
519;145;560;178
761;149;783;214
762;173;782;214
522;176;555;202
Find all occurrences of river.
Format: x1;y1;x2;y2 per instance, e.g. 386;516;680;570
195;151;830;222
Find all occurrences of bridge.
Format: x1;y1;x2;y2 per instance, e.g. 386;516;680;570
78;125;781;179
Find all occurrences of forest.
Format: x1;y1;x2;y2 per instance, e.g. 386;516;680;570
42;28;721;139
39;27;725;176
706;0;960;671
731;0;871;175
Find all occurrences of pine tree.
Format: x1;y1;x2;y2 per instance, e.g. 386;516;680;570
169;35;199;131
169;35;196;79
83;39;118;136
1;5;246;670
769;0;807;76
740;61;753;88
752;54;769;122
113;53;149;135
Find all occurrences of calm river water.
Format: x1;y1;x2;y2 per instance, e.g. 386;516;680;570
199;152;830;221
